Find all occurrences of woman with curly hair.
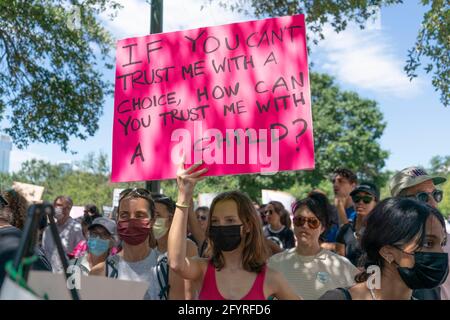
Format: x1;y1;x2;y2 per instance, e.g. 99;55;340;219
1;188;28;230
0;188;51;287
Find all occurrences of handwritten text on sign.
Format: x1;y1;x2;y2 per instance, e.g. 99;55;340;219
112;14;314;182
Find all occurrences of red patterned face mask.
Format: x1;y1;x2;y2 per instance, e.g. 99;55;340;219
117;218;151;245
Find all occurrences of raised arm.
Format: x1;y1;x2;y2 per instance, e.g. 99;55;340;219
168;160;208;281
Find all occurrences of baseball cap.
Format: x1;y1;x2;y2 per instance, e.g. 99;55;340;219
88;217;116;236
390;166;447;197
350;182;380;201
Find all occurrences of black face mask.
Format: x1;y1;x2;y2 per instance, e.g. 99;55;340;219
209;225;242;252
395;251;449;289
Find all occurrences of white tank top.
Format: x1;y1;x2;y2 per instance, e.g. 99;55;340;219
116;249;160;300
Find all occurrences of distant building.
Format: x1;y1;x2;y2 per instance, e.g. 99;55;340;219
57;160;74;173
0;135;12;173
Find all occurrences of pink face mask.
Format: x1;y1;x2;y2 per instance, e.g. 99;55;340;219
117;218;151;245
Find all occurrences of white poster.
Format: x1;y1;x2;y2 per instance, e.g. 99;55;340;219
261;189;296;213
27;271;148;300
198;193;218;208
112;188;124;207
70;206;85;219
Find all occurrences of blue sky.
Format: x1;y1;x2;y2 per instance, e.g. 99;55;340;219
6;0;449;174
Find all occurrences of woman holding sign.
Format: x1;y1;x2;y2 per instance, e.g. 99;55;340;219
168;160;301;300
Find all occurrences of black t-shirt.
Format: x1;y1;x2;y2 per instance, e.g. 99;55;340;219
0;226;52;287
263;225;295;250
336;222;364;267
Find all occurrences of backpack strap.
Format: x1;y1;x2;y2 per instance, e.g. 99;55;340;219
105;255;120;279
337;287;352;300
156;254;170;300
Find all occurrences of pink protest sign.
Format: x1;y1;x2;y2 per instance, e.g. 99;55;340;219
112;14;314;182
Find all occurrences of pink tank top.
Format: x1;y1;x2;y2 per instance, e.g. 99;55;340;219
198;261;267;300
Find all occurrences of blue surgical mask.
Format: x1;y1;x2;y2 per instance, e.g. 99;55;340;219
87;237;110;256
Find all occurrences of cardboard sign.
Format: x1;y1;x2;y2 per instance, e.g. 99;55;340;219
112;14;314;182
12;181;44;202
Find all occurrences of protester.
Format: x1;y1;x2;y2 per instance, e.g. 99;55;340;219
263;201;295;251
152;193;198;299
69;211;101;259
42;195;84;273
390;166;449;300
168;161;301;300
269;192;358;299
258;204;268;226
335;182;379;266
69;217;116;275
332;168;357;225
308;189;340;252
319;198;448;300
90;188;161;300
195;206;209;234
0;191;51;288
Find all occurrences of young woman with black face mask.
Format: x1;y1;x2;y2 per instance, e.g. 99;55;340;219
319;198;449;300
168;161;300;300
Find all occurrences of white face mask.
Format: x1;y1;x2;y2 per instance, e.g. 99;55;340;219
152;217;169;240
54;207;64;220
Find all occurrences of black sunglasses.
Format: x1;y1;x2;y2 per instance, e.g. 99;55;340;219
407;189;443;204
352;194;374;204
197;215;208;221
264;210;274;216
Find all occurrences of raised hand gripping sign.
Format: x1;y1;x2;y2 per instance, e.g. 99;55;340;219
112;14;314;182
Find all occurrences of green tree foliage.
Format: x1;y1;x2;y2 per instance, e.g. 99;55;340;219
217;0;449;106
2;152;143;210
0;0;122;151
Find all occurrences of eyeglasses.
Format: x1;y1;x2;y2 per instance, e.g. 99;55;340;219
406;189;443;204
197;215;207;221
293;216;321;229
352;194;374;204
264;210;274;216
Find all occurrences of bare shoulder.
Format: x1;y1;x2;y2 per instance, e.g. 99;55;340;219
89;261;106;276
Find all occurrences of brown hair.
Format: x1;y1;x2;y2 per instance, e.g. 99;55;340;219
1;189;28;230
268;200;292;229
207;191;269;273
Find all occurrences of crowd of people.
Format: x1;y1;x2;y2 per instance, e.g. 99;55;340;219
0;164;448;300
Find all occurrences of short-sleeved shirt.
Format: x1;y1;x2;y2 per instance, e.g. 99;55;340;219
42;217;84;273
268;248;359;300
336;221;363;267
263;225;295;250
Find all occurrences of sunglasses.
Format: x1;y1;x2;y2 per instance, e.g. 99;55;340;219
293;216;321;229
119;188;151;200
197;215;208;221
352;194;374;204
263;210;274;216
407;189;443;204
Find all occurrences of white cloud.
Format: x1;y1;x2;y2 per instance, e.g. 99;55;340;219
313;24;423;98
100;0;252;40
9;149;49;173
